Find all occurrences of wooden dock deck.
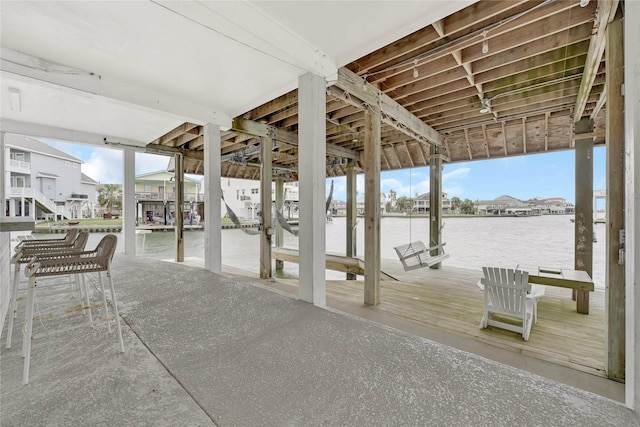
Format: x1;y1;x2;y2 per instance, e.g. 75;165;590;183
253;258;606;379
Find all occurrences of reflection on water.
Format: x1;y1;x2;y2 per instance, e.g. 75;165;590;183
35;215;606;288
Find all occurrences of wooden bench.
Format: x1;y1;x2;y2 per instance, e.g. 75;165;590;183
393;241;449;271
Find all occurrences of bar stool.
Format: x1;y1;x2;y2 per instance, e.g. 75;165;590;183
21;234;124;384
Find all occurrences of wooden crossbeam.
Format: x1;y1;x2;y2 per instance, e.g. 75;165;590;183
231;117;361;161
335;67;444;146
573;0;618;122
145;143;203;161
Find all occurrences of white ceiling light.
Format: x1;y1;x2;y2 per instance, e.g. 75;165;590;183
580;0;590;7
481;31;489;54
8;87;21;112
479;98;491;114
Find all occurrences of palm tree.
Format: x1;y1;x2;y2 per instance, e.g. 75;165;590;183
98;184;122;214
387;189;397;212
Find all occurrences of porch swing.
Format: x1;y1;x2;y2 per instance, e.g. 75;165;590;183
393;169;449;271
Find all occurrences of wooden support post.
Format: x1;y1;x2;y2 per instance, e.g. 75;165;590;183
260;138;273;279
364;105;381;305
346;161;358;280
298;72;326;307
574;118;593;314
204;123;222;274
429;144;443;269
624;0;640;411
275;178;284;270
123;148;136;256
606;12;625;382
174;153;184;263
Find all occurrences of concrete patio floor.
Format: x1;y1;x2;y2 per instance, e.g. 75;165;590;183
1;255;638;426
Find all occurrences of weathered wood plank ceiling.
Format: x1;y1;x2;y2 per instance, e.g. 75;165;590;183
149;0;614;181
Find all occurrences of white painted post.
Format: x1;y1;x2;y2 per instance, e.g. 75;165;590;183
275;178;284;270
123;147;136;255
204;123;222;274
625;0;640;414
298;72;326;307
0;132;4;213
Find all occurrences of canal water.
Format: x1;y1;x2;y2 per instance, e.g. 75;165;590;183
37;215;607;289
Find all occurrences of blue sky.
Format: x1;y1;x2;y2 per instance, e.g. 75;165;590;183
44;139;605;204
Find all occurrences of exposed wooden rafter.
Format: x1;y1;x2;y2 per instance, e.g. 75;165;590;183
573;0;618;122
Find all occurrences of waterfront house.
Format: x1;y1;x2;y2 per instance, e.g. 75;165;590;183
135;170;202;224
476;195;529;216
4;134;98;220
412;192;452;214
528;196;575;215
221;177;299;221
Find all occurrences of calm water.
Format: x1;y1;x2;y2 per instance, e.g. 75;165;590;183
33;215;606;288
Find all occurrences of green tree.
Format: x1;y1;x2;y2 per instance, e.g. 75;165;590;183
451;196;461;213
459;198;477;215
98;184;122;213
396;196;412;213
387;189;397;212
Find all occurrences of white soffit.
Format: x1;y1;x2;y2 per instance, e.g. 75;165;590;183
0;0;477;145
252;1;480;67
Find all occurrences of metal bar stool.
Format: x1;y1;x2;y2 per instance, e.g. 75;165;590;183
7;231;90;349
21;234;124;384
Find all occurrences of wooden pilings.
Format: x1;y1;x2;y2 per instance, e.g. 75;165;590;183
605;12;625;382
574;118;593;315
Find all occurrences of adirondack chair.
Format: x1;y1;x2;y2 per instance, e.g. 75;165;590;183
480;267;534;340
393;241;449;271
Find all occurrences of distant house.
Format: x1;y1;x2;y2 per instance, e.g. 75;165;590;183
527;196;575;215
135;171;202;224
4;134;98;220
475;195;528;216
221;177;300;221
412;192;451;214
330;200;347;216
356;193;387;215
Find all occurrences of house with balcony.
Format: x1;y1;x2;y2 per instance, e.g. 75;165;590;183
4;134;98;220
412;192;452;214
135;171;202;224
221;177;300;221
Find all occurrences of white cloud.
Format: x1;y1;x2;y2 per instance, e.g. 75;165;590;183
444;186;463;197
136;153;171;174
81;149;170;184
82;147;123;184
443;167;470;181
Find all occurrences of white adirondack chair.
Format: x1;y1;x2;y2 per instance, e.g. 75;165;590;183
480;267;534;341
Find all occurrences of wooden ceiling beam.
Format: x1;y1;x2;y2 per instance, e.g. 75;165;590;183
464;128;472;160
426;79;584;126
574;0;618;122
145;143;203;161
150;122;199;146
544;112;550;151
482;125;490;158
501;121;508;156
366;0;533;85
335;68;444;146
590;83;607;120
231;117;361;161
522;117;527;154
462;5;593;66
471;26;592;80
248;90;298;121
477;45;589;88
